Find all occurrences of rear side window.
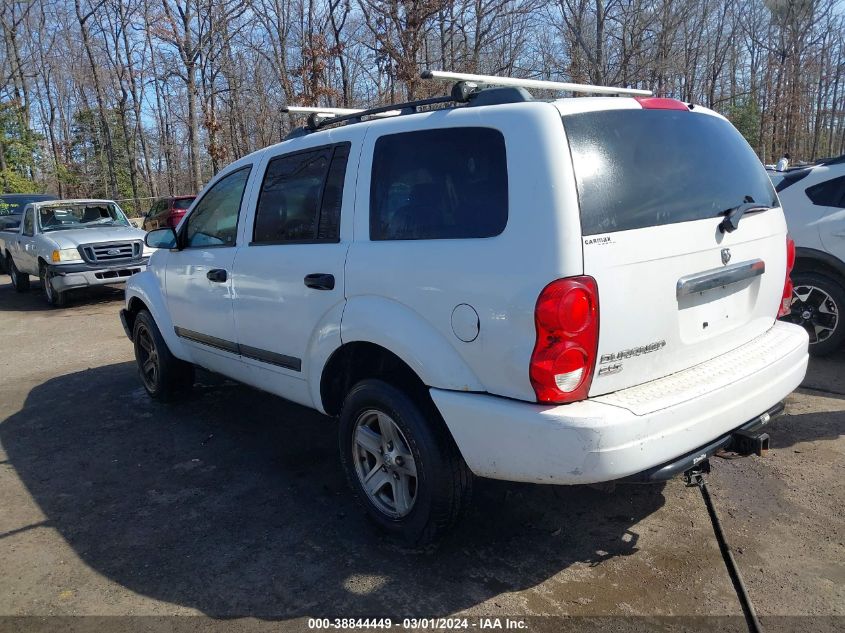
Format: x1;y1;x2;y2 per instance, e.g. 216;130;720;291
564;110;778;235
22;209;34;235
370;127;507;240
806;176;845;208
253;142;350;244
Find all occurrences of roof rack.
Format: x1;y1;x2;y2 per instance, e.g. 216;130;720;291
282;69;651;138
421;69;652;97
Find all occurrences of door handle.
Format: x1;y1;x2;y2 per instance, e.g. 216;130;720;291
304;273;335;290
206;269;228;283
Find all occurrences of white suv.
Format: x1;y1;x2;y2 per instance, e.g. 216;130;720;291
769;157;845;355
123;73;809;544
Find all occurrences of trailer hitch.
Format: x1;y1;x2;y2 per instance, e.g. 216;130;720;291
730;428;770;457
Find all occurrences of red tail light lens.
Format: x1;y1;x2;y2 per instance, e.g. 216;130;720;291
530;276;599;403
778;235;796;317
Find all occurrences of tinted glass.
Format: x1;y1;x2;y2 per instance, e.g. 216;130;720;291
254;143;349;243
172;197;194;211
806;176;845;207
185;166;251;247
563;110;778;235
773;168;811;192
370;127;508;240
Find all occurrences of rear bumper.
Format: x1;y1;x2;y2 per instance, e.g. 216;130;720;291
431;321;809;485
49;259;148;291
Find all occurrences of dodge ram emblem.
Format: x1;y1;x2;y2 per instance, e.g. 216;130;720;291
107;248;121;255
721;248;731;265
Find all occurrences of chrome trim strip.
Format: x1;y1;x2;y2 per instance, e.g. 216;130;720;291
677;259;765;299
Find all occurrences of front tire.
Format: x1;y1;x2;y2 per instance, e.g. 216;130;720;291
784;271;845;356
132;309;194;401
338;379;472;546
8;256;30;292
40;264;67;307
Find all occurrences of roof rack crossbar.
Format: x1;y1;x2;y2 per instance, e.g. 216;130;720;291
421;69;652;97
311;94;456;131
282;106;363;116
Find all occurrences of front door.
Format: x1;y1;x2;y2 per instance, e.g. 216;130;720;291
165;165;253;374
232;142;354;407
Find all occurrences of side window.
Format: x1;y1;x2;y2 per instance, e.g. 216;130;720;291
253;142;350;244
184;166;251;248
806;176;845;208
22;208;34;236
370;127;508;240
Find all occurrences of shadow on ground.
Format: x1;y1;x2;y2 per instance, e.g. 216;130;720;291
1;362;668;618
0;275;124;312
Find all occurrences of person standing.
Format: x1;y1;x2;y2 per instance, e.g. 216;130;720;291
776;152;791;171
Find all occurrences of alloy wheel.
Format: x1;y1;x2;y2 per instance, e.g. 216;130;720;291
136;324;160;391
789;284;839;344
352;409;418;518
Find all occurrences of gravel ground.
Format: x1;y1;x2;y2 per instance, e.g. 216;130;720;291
0;278;842;631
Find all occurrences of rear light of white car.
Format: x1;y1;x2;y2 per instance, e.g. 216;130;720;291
778;235;796;318
530;276;600;404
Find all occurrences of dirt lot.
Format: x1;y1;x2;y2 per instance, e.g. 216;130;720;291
0;278;842;631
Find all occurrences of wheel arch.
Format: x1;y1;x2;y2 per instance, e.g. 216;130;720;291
124;271;191;361
794;247;845;284
314;296;485;415
319;341;432;416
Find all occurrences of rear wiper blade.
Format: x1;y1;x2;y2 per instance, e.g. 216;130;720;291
718;201;773;233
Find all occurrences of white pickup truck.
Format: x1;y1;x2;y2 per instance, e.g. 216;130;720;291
0;199;152;306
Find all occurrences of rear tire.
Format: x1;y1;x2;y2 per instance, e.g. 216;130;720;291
132;309;194;402
784;271;845;356
8;256;30;292
39;264;67;307
338;379;472;546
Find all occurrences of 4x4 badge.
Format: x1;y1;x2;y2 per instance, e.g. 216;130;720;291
721;248;731;265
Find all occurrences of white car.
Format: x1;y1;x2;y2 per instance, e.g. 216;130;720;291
0;199;152;306
769;157;845;355
123;72;809;544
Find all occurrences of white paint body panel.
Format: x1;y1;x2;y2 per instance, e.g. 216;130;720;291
433;321;808;483
124;95;810;484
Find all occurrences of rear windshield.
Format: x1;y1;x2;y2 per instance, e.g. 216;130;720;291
563;110;777;236
173;198;194;210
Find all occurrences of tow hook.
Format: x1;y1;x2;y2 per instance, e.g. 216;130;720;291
730;428;770;457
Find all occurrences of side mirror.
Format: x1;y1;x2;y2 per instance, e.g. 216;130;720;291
145;227;178;250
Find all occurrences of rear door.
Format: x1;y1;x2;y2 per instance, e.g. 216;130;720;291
231;140;353;407
560;106;786;396
810;173;845;263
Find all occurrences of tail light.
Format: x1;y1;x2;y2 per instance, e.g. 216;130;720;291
530;276;599;404
778;235;796;317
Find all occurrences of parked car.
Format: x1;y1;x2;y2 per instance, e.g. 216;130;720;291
768;156;845;355
0;199;153;306
142;195;196;231
123;73;808;544
0;193;57;232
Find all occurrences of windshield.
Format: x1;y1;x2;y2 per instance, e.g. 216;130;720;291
173;197;194;210
563;109;778;235
38;203;130;232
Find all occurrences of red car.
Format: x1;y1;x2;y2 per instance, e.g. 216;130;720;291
142;195;195;231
